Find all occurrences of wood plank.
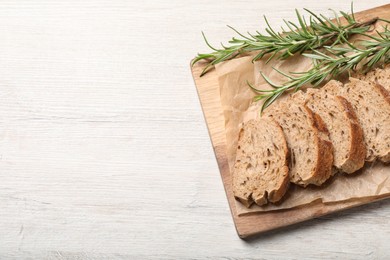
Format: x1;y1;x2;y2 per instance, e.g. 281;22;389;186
190;3;390;238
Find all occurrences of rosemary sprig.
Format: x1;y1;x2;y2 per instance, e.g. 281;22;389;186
252;27;390;112
193;5;378;76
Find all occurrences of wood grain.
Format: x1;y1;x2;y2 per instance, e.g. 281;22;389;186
0;0;390;259
191;4;390;238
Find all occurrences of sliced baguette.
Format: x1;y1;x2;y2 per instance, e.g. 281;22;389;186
264;100;334;187
302;81;366;173
232;118;289;207
322;78;390;162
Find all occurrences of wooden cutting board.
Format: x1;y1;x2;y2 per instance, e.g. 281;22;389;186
190;3;390;239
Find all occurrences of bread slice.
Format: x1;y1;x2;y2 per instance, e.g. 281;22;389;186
264;100;334;187
354;67;390;92
232;118;289;207
322;78;390;162
302;81;366;173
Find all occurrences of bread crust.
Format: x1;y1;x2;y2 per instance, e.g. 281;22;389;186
265;119;290;203
375;81;390;104
304;106;334;186
373;82;390;162
335;96;366;172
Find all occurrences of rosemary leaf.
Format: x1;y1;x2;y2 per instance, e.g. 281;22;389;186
253;27;390;112
193;6;378;76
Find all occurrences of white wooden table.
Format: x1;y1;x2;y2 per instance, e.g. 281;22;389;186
0;0;389;258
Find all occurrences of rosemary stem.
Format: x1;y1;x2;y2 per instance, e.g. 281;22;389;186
194;7;379;76
253;27;390;112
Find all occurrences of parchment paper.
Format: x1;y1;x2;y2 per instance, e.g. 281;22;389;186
215;55;390;216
